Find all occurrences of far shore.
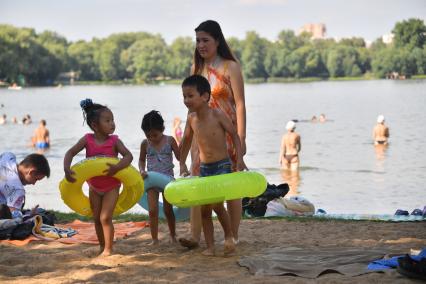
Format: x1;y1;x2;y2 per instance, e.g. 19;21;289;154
2;75;426;88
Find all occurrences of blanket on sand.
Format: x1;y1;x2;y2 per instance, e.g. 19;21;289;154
238;246;387;278
0;220;148;246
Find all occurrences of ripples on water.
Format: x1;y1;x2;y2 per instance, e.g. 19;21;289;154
1;80;425;214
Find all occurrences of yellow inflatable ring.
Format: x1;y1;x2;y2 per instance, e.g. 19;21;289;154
59;157;144;217
164;171;267;207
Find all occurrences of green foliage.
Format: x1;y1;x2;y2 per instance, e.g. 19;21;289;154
1;18;426;85
167;37;194;78
393;18;426;50
241;31;268;79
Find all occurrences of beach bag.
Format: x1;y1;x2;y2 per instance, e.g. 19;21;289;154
0;226;15;240
11;221;34;240
22;208;57;226
264;199;295;217
243;183;289;217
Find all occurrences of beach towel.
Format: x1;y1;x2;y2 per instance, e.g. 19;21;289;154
238;246;387;278
313;214;426;222
0;219;148;246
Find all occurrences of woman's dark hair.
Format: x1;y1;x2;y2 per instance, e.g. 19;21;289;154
80;98;109;131
141;110;165;133
194;20;237;75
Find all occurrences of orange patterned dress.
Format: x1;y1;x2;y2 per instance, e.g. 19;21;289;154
191;61;238;175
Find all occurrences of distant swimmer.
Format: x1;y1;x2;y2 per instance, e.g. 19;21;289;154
32;119;50;149
0;114;6;125
373;115;389;145
279;120;301;171
22;114;32;125
319;113;326;123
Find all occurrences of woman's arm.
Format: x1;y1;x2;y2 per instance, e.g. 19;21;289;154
279;135;286;165
218;110;245;171
228;61;247;155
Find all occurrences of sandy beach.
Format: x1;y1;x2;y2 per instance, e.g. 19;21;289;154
0;218;425;283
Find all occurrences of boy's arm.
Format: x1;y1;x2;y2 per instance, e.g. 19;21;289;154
170;136;180;161
138;140;148;178
217;110;246;171
106;139;133;176
179;115;193;176
63;136;86;182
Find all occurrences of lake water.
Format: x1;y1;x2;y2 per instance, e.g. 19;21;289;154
1;80;425;214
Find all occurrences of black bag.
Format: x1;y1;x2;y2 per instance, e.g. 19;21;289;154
0;226;15;240
22;208;57;226
242;183;289;217
11;222;34;240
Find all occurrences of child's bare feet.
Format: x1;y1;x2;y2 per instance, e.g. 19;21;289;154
99;249;113;257
224;239;236;257
149;239;160;246
201;248;215;256
179;238;199;249
170;235;177;244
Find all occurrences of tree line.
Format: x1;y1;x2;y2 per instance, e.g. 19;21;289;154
0;18;425;85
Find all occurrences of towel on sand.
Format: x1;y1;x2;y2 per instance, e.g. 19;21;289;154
0;220;148;246
238;246;387;278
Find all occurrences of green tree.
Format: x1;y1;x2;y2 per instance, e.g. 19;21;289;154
123;36;169;81
241;31;268;79
68;40;101;80
167;37;193;78
393;18;426;50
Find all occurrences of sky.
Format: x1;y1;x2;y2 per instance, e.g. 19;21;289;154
1;0;425;43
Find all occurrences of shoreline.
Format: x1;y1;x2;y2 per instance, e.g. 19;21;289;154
52;210;425;224
1;218;425;283
2;76;426;88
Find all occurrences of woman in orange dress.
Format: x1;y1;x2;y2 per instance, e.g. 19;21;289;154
179;20;247;249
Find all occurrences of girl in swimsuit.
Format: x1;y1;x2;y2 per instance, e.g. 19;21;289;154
139;110;180;245
63;99;133;256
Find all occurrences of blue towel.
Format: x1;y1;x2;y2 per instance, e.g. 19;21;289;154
368;248;426;270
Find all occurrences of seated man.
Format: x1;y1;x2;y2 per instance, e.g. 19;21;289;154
0;152;50;219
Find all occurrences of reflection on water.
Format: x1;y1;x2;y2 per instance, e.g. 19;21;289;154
280;169;300;197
